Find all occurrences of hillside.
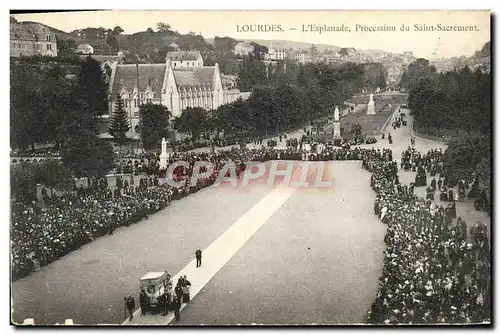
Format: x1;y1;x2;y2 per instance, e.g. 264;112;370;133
212;38;341;53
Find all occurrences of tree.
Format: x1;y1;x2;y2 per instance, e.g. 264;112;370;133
146;27;154;33
174;107;208;140
113;26;124;35
36;159;74;195
442;135;490;185
11;163;37;204
108;93;130;148
156;22;171;33
350;123;363;138
139;103;171;150
61;131;115;181
77;56;108;118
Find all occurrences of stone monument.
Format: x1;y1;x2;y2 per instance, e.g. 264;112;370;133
159;137;169;170
333;106;341;138
367;93;376;115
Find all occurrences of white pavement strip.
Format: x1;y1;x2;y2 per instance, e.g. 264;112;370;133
122;185;297;325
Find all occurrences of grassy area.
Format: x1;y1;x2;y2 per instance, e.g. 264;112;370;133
341;103;396;136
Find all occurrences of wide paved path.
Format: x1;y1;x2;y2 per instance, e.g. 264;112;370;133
12;160;386;325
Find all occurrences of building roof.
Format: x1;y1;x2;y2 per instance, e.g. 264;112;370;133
77;44;93;49
111;64;167;97
235;41;252;48
165;50;202;62
10;23;36;41
173;67;215;88
19;22;55;40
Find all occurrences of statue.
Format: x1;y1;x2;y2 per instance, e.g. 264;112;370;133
159;137;169;170
334;107;340;122
367;93;376;115
161;137;167;154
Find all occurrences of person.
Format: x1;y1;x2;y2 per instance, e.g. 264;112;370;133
182;275;192;303
173;293;182;322
195;249;202;267
125;294;136;321
139;289;148;315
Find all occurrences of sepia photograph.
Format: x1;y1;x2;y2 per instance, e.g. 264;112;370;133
9;9;491;326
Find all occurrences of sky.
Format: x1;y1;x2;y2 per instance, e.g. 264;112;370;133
12;10;490;59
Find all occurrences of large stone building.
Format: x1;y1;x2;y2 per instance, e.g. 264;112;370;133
107;52;248;131
265;48;288;61
295;52;312;64
234;42;254;56
165;50;203;68
10;22;58;57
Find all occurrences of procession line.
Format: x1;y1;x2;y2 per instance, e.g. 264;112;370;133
122;184;297;325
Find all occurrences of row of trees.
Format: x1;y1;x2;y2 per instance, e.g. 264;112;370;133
103;60;371;152
407;64;490;135
168;62;367;142
11;56;115;183
442;135;491;196
402;58;491;197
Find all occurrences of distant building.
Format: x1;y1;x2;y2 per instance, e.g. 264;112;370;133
324;56;343;65
165;50;204;68
76;44;94;55
10;22;57;57
168;42;179;51
295;52;312;64
234;42;254;56
265;48;288;61
108;52;249;131
221;74;238;89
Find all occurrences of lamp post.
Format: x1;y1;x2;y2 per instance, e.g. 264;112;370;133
136;63;143;152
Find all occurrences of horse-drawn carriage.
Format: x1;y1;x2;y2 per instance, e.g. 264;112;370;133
139;271;171;315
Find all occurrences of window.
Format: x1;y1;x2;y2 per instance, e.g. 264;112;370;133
125;100;128;108
47;44;52;51
147;99;152;104
46;34;51;42
134;99;138;107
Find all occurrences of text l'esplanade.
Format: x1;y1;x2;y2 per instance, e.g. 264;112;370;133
236;24;284;32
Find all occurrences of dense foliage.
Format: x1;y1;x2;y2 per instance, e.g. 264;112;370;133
11;160;74;204
402;57;491;198
173;62;368;139
138;103;172;150
11;56;109;149
11;56;115;180
108;93;130;147
408;66;490;135
442;136;491;189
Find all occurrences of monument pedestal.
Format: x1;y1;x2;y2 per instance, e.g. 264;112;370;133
367;93;376;115
159;153;169;170
333;121;341;138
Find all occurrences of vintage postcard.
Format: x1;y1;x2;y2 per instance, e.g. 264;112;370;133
10;10;491;326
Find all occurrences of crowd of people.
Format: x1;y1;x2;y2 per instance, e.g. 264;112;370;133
12;146;377;281
11;140;490;324
365;148;490;324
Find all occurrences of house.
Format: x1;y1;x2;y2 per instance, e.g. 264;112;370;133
107;51;249;132
165;50;203;68
265;48;288;61
76;44;94;55
10;22;57;57
234;42;254;56
295;52;312;64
